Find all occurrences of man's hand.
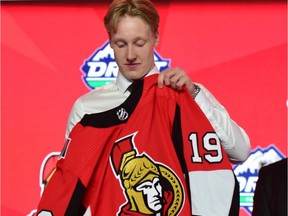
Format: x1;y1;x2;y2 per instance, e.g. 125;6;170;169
158;67;195;95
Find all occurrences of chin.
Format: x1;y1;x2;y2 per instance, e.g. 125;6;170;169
126;73;145;81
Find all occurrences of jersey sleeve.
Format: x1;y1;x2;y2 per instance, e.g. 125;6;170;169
36;165;85;216
37;122;120;216
172;88;238;216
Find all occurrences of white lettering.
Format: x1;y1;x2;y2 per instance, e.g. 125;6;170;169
106;62;119;77
87;62;107;77
236;176;247;192
245;176;258;192
236;176;258;192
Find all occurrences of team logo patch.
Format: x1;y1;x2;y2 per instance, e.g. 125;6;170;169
80;41;171;89
117;107;129;121
110;132;184;215
233;144;285;214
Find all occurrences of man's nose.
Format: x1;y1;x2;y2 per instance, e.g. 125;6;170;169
126;45;136;61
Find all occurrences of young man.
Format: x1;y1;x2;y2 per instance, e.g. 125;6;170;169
37;0;250;215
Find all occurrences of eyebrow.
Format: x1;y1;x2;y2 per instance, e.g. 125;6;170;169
113;36;147;43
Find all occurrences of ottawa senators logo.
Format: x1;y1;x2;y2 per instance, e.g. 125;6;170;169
110;132;184;216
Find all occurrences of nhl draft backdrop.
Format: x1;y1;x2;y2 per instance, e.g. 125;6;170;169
2;1;287;215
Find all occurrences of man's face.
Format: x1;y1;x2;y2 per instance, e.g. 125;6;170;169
109;15;159;81
135;177;163;212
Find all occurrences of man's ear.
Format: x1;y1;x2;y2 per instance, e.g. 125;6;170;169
154;31;159;47
108;34;114;49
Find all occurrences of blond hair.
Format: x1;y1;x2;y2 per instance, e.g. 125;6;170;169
104;0;159;35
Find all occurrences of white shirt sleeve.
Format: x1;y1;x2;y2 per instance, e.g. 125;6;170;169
195;84;251;164
65;98;85;140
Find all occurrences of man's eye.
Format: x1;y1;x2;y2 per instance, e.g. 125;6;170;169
116;42;125;48
136;42;145;47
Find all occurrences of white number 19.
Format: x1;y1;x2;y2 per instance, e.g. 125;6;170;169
189;132;223;163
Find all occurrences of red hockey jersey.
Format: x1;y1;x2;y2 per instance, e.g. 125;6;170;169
37;74;239;216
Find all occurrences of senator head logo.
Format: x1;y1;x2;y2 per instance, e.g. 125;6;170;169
80;41;170;89
110;132;184;215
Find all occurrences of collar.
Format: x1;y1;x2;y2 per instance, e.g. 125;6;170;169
116;65;159;94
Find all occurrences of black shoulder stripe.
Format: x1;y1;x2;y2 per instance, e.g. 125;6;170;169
80;80;143;128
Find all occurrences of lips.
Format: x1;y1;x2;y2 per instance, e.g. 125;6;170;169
125;63;140;70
